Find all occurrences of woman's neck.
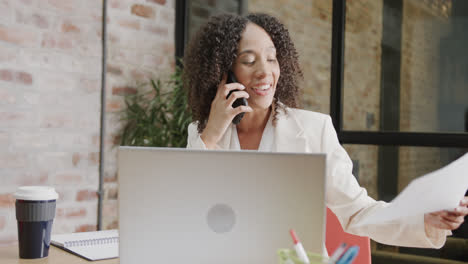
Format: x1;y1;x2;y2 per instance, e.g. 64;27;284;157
236;106;272;134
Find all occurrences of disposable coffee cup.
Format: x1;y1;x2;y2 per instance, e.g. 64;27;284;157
14;186;58;259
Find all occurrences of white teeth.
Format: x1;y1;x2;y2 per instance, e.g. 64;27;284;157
254;84;270;90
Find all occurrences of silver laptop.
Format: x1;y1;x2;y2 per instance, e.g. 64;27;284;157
118;147;326;264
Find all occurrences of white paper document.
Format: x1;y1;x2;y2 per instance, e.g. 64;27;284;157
357;153;468;226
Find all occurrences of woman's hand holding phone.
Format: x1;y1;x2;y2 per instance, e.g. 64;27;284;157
200;74;253;149
226;71;249;125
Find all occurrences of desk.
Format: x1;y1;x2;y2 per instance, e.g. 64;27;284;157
0;244;119;264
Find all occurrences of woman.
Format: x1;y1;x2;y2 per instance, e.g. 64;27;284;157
183;13;468;250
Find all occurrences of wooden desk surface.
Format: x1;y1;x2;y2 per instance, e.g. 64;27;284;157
0;244;119;264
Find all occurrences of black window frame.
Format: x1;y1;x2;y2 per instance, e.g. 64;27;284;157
330;0;468;148
175;0;247;65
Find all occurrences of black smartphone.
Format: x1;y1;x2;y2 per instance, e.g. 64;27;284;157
226;71;248;125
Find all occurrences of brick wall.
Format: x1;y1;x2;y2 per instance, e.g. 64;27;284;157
103;0;175;230
342;0;383;132
341;0;383;199
0;0;175;245
0;0;103;245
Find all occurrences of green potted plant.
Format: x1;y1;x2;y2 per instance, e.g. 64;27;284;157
119;66;192;148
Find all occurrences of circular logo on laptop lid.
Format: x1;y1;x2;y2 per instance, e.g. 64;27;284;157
206;204;236;233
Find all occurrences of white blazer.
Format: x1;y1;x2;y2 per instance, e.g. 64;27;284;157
187;107;449;248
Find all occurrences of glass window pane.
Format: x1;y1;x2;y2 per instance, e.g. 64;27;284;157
343;144;468;261
187;0;241;42
343;0;468;133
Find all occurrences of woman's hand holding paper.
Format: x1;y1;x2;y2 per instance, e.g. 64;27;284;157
424;196;468;231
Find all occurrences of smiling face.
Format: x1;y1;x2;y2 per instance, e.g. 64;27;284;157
232;23;280;111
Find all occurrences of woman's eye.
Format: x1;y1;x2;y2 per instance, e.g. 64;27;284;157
243;61;255;65
268;59;277;62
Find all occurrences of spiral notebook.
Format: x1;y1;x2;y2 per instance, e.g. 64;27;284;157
51;229;119;261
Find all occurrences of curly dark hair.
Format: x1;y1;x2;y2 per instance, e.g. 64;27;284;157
183;13;303;133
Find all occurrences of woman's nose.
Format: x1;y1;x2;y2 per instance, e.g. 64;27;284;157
254;59;270;79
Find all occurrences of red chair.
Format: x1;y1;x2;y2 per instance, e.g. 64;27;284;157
325;207;371;264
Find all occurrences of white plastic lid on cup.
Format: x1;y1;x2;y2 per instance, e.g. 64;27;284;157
14;186;59;201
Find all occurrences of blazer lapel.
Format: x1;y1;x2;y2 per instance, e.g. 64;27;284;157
274;109;309;152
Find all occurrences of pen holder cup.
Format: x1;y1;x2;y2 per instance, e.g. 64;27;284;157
278;249;330;264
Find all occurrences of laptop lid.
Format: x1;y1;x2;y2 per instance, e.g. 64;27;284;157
118;147;326;264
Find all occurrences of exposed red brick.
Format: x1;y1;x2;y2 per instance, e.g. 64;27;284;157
16;11;49;29
65;208;86;218
105;220;119;229
41;34;73;50
130;69;146;81
106;100;123;112
0;48;16;63
319;12;327;21
15;71;33;85
103;200;118;217
41;35;55;48
40;172;48;184
88;152;100;165
0;112;25;121
0;90;15;104
117;19;140;30
112;135;121;145
102;134;116;146
131;4;155;19
16;172;48;186
0;25;37;46
143;54;164;68
55;208;65;218
109;0;126;10
106;187;118;199
169;59;176;71
48;0;74;12
107;33;119;43
55;172;82;183
92;134;100;147
76;190;97;201
107;64;122;75
33;14;49;29
144;25;168;36
0;69;13;82
91;13;109;23
75;224;97;232
162;42;174;54
0;215;5;230
80;78;100;94
72;153;81;166
62;22;80;33
41;114;73;128
0;194;14;208
104;171;117;183
0;153;27;169
160;8;174;23
146;0;166;5
112;86;137;95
